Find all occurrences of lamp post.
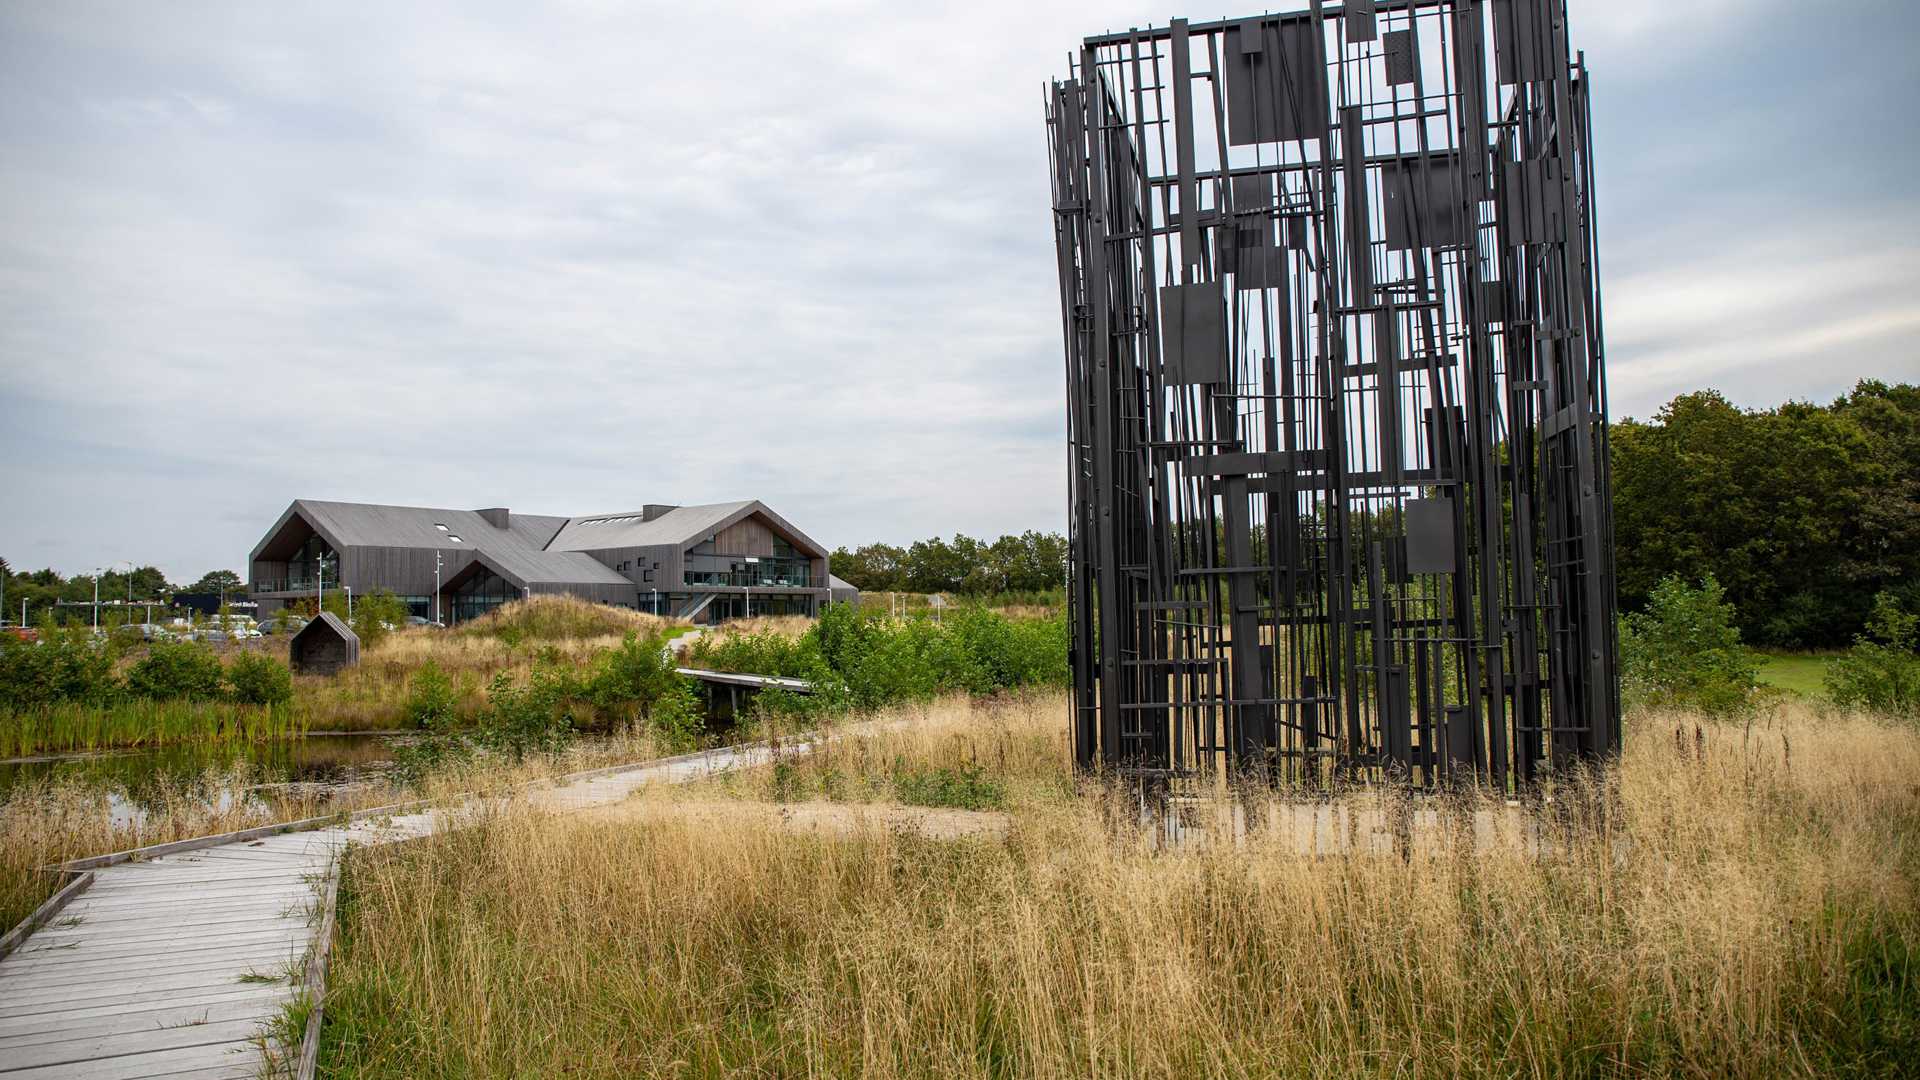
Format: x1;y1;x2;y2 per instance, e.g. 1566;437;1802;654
345;585;353;622
744;557;758;618
434;551;443;626
92;568;103;631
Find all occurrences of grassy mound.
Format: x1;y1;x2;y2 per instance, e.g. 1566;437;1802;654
455;596;681;643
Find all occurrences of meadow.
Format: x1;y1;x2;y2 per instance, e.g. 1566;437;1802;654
312;692;1920;1079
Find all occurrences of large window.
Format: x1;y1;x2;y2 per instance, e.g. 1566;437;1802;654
277;535;338;594
684;554;815;589
449;567;517;624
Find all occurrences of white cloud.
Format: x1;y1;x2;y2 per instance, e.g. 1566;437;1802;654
0;1;1911;579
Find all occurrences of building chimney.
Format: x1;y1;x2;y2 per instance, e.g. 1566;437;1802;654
476;508;511;529
641;504;678;522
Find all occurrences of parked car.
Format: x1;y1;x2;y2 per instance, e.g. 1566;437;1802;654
405;616;446;629
197;630;230;645
3;627;39;643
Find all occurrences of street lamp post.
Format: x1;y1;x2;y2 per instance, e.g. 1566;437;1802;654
434;551;443;626
92;571;100;631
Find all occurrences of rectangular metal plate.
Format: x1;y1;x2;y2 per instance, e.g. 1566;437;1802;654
1493;0;1551;84
1160;283;1228;384
1223;16;1330;145
1382;154;1469;250
1231;172;1271;212
1346;0;1377;43
1383;28;1415;85
1404;497;1457;574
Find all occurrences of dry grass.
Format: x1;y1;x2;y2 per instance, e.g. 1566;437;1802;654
699;614;815;641
292;597;687;731
0;727;684;935
315;696;1920;1078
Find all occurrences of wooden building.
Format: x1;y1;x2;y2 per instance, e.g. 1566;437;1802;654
249;499;848;625
289;611;360;674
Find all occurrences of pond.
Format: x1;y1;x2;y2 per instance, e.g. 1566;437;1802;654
0;733;411;826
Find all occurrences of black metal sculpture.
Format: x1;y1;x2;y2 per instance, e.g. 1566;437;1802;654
1047;0;1618;791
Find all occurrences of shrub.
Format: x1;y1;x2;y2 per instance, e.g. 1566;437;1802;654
0;628;119;710
689;604;1069;717
124;641;227;702
226;651;293;707
1620;574;1761;715
476;670;576;760
404;662;459;731
649;676;706;752
589;632;678;725
350;590;410;650
1826;593;1920;715
892;762;1006;811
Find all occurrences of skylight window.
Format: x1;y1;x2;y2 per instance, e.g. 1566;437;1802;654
447;535;463;543
435;523;449;531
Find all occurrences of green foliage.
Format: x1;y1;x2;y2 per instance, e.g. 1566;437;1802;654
687;603;1068;718
350;590;410;650
1826;593;1920;716
892;763;1006;811
124;641;226;702
226;651;293;707
648;677;706;752
0;628;119;710
475;670;577;760
185;570;243;595
1619;575;1761;715
830;530;1068;595
588;632;679;723
1611;381;1920;647
404;662;460;731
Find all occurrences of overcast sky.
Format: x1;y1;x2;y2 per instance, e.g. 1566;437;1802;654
2;0;1915;583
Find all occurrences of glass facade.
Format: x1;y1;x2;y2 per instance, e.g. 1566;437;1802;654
704;592;814;622
262;535;338;594
449;567;518;624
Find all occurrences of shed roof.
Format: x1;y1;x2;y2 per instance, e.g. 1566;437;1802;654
291;610;359;646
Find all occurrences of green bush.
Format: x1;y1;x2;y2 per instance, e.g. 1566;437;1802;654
476;669;577;760
0;628;119;710
404;662;459;731
892;763;1006;811
1826;593;1920;715
1619;574;1761;715
226;651;293;706
688;604;1068;718
124;641;227;702
589;632;679;725
649;676;706;752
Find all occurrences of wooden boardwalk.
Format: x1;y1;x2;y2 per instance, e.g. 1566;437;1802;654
0;742;775;1078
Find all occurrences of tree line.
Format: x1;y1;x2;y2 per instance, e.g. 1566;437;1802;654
833;380;1917;650
1612;379;1917;649
0;564;245;625
829;531;1068;596
6;379;1913;649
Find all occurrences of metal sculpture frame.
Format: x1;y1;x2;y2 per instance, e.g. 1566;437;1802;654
1047;0;1618;791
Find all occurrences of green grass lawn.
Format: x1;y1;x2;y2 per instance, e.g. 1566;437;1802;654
1757;652;1833;697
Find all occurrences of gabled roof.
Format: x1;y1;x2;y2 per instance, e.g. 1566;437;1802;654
293;500;570;551
545;500;827;559
291;610;358;645
447;548;632;591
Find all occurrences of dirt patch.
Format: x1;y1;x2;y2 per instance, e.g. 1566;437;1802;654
581;797;1010;841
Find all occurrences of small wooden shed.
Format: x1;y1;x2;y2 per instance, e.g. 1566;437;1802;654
289;611;360;675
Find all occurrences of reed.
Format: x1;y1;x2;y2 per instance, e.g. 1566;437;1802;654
314;695;1920;1078
0;699;308;758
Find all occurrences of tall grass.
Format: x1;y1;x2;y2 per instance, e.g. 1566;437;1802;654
312;695;1920;1078
0;699;308;758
